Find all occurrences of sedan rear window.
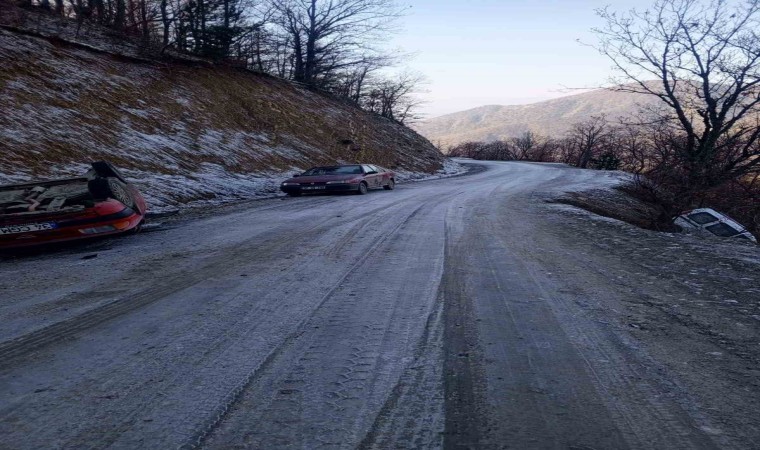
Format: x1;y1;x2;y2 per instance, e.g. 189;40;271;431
706;222;740;237
688;212;718;225
303;166;363;175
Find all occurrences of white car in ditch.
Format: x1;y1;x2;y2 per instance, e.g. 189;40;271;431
674;208;757;243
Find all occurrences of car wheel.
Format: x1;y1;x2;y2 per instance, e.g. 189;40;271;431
88;177;136;208
383;179;395;190
357;182;368;195
125;220;143;235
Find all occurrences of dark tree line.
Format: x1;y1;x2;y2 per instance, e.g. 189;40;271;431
447;119;624;172
16;0;424;124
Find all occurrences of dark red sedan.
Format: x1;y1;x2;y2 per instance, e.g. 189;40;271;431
0;162;147;250
281;164;395;196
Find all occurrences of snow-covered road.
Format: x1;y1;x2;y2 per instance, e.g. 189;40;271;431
0;161;757;449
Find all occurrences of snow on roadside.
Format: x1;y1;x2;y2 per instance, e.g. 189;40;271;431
550;202;633;225
394;158;467;182
1;27;450;214
0;159;465;214
545;169;760;259
0;163;297;214
134;158;469;213
120;164;297;213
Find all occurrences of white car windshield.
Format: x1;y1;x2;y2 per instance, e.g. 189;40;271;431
688;212;719;225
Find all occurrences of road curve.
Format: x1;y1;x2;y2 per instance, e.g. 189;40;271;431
0;161;754;449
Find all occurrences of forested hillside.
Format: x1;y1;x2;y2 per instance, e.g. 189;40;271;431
4;0;424;123
0;7;444;210
415;88;660;148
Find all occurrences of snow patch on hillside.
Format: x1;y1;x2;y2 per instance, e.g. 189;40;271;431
0;25;447;212
0;158;466;213
123;164;299;212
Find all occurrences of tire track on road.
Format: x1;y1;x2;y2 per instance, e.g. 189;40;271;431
0;199;416;366
357;284;446;449
512;216;728;448
47;200;421;450
181;202;430;449
192;188;465;449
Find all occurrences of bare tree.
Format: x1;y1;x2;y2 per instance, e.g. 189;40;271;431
612;124;651;173
526;137;558;162
448;142;484;159
363;71;425;124
270;0;403;86
511;131;537;160
329;58;391;103
594;0;760;188
567;115;609;168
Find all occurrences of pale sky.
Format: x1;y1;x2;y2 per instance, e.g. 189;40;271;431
390;0;644;118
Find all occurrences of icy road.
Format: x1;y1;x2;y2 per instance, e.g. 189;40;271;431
1;161;758;449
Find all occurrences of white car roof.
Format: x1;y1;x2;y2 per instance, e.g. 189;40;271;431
682;208;757;242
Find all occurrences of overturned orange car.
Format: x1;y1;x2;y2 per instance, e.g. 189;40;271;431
0;162;146;250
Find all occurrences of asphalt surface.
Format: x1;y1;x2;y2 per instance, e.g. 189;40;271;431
0;160;757;449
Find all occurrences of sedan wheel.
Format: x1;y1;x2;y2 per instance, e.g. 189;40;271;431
358;182;368;195
383;179;395;190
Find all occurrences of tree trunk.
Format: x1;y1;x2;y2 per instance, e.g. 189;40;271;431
293;32;305;82
160;0;170;46
92;0;104;23
113;0;125;30
140;0;148;40
199;0;206;52
578;147;592;168
303;0;317;84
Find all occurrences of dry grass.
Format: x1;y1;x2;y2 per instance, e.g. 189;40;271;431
555;177;760;241
553;184;680;233
0;8;442;186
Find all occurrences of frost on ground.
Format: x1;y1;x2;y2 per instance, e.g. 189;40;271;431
394;158;468;182
122;164;300;212
528;169;759;448
0;158;466;214
0;161;758;449
550;169;681;233
544;171;760;358
0;19;445;212
129;158;468;213
545;167;760;349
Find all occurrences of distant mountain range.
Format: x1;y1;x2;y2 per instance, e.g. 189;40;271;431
414;87;662;149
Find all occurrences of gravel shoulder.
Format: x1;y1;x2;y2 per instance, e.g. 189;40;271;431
538;199;760;447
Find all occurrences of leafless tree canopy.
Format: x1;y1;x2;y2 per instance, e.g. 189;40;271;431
270;0;402;85
568;115;610;169
360;71;426;124
594;0;760;187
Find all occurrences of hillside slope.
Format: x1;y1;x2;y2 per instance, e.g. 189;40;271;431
0;17;444;210
415;88;662;148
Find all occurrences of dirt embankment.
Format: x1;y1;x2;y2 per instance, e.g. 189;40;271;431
0;8;443;209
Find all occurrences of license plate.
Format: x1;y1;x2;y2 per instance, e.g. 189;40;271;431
302;186;326;190
0;222;57;235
